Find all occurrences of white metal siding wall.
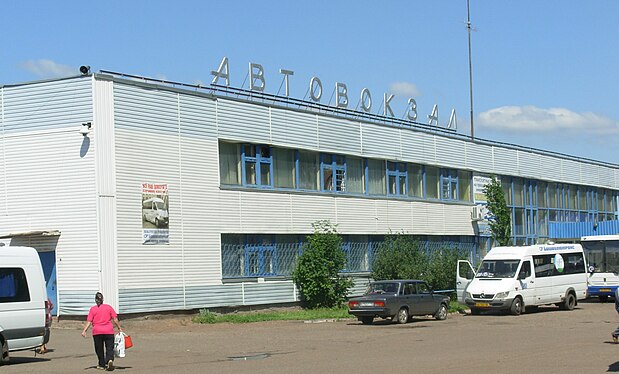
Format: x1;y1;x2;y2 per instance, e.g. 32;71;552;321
218;190;475;236
113;82;222;313
0;77;97;315
270;107;318;150
93;79;119;311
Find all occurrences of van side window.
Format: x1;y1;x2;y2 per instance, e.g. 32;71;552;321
0;268;31;303
518;261;531;279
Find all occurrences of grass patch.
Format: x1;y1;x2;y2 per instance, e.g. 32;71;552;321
193;307;352;324
194;301;468;324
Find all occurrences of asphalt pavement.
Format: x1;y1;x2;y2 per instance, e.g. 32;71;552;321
4;300;619;373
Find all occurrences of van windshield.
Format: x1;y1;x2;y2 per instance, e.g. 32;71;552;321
154;201;166;210
476;259;520;279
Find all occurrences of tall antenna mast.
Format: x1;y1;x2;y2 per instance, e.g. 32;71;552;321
467;0;475;140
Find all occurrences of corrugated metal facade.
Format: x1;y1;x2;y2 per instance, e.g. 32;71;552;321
3;74;619;315
0;77;97;315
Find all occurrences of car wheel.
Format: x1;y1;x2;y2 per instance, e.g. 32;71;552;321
510;297;523;316
560;293;576;310
599;295;609;303
360;316;373;325
0;337;8;364
395;308;408;324
435;303;448;320
155;218;160;227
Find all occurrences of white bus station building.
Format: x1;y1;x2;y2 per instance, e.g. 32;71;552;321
1;69;618;315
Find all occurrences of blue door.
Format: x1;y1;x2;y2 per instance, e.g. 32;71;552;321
37;251;58;315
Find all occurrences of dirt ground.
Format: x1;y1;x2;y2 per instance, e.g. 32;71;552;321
4;300;619;373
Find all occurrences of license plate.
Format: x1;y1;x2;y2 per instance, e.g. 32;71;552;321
600;288;612;292
360;302;374;307
475;302;490;307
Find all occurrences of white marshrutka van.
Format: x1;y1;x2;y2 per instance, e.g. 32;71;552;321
456;243;588;315
0;246;49;363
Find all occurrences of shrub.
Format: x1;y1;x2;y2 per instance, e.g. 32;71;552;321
371;233;426;280
371;233;468;295
292;220;353;309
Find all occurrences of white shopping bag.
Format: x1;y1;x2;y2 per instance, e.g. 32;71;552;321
114;332;126;358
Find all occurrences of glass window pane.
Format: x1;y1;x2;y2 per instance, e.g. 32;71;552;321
273;148;295;188
219;142;240;185
245;145;256;157
245;162;256;185
538;181;547;208
347;157;364;194
260;163;271;186
597;189;604;211
426;166;439;199
537;210;548;236
569;185;577;210
335;168;346;192
299;150;318;190
514;208;525;235
399;176;407;196
458;170;471;201
578;186;586;210
501;178;512;205
513;178;524;206
368;159;386;195
323;168;333;191
408;164;423;197
388;175;397;195
548;183;558;208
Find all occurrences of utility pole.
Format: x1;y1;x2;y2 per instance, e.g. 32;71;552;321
467;0;475;140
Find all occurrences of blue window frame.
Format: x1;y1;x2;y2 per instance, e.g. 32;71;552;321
242;144;273;188
321;154;346;192
440;169;458;200
387;161;407;196
245;236;276;277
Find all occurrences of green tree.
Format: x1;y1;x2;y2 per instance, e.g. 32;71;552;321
292;220;353;309
483;177;512;246
371;233;426;280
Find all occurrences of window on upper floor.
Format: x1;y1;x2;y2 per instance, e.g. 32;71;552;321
347;156;365;194
368;159;386;195
242;144;272;188
298;150;319;191
387;162;407;196
321;154;346;192
426;166;439;199
458;170;472;202
273;148;296;189
440;169;458;200
219;141;241;185
408;164;423;198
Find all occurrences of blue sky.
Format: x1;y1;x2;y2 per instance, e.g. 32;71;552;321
2;1;619;164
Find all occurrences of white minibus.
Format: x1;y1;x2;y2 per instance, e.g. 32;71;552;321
0;246;49;363
456;243;588;315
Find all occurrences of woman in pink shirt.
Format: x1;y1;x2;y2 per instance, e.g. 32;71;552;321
81;292;123;371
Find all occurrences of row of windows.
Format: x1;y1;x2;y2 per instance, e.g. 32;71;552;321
501;177;617;213
220;142;472;201
532;253;585;277
221;234;476;278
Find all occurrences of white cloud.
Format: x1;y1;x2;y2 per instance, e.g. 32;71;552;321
18;59;77;78
478;105;619;135
388;81;421;97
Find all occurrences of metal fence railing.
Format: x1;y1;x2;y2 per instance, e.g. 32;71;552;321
221;240;477;279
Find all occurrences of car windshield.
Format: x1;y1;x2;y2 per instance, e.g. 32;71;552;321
365;282;399;295
476;259;520;279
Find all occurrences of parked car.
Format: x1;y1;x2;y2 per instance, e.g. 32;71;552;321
348;280;450;325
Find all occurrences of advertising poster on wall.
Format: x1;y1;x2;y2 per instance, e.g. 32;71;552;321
472;176;493;236
142;183;169;245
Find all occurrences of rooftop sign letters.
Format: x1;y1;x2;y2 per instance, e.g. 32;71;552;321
211;57;458;132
